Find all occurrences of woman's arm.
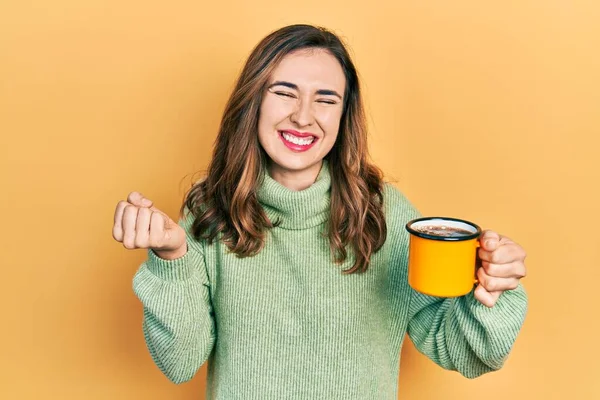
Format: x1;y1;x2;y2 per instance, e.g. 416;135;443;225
133;215;215;384
407;284;527;378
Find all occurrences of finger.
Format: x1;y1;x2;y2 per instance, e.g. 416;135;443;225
122;205;139;249
134;207;152;248
477;267;521;292
474;284;502;308
479;242;527;264
127;191;153;207
112;200;128;241
149;211;167;248
481;260;527;279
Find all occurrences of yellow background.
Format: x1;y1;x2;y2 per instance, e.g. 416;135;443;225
2;1;598;399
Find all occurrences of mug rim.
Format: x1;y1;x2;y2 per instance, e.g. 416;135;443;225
406;217;482;242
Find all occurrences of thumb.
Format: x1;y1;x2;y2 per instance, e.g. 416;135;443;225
128;191;154;207
480;230;500;251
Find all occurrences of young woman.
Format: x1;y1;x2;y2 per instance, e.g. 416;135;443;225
112;24;527;399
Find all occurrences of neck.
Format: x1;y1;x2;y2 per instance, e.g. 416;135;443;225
268;161;323;191
258;159;331;229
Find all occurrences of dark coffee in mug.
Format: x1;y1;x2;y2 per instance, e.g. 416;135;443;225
412;224;473;238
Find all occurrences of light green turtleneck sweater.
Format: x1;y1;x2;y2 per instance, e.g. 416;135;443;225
133;163;527;399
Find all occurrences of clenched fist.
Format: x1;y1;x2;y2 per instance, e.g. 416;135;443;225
112;191;187;260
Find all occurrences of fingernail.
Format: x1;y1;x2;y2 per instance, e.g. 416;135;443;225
143;199;152;206
486;239;496;248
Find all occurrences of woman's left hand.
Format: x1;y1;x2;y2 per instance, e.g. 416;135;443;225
474;230;527;307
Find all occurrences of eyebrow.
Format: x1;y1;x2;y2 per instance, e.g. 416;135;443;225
268;81;343;100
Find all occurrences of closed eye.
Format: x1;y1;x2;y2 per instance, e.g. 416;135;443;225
317;99;337;105
275;91;296;99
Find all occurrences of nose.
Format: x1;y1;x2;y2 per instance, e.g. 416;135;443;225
290;99;314;127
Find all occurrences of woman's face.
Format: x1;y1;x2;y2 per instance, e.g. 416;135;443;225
258;49;346;179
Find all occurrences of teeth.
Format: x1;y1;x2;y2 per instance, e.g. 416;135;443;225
282;132;315;146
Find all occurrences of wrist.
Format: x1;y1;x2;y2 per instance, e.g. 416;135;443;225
154;243;188;260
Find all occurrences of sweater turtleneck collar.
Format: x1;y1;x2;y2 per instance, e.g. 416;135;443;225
257;160;331;230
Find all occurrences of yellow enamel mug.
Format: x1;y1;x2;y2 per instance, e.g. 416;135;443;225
406;217;482;297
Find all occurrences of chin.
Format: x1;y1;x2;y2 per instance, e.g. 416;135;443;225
272;159;314;171
268;155;322;173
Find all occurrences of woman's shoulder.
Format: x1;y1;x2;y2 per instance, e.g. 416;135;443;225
382;182;422;226
382;182;409;204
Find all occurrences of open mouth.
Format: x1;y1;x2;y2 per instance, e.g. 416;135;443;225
278;130;319;152
280;131;316;145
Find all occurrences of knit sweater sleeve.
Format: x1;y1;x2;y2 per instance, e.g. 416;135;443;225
384;184;528;379
132;207;215;384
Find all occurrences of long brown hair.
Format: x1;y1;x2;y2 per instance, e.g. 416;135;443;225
181;24;386;274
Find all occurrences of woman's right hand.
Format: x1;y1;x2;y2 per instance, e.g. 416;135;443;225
112;191;187;260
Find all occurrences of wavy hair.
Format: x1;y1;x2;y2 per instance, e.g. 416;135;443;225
181;24;386;273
